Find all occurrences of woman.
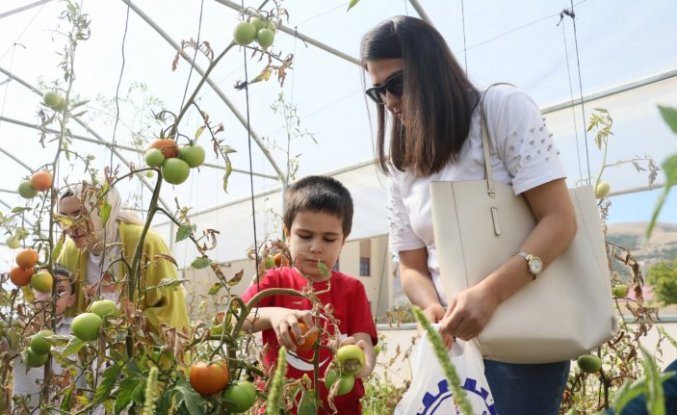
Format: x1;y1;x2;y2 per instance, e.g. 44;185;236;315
361;16;577;414
57;181;189;330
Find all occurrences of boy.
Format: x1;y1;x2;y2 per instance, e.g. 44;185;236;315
241;175;377;414
12;265;76;410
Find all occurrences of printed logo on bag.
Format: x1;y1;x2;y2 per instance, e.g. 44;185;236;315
416;378;496;415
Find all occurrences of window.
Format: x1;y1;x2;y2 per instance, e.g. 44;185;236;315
359;257;370;276
359;240;371;276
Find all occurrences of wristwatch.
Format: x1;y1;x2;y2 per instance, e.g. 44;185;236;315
516;251;543;279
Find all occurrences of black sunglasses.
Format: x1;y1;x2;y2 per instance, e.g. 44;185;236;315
365;72;403;104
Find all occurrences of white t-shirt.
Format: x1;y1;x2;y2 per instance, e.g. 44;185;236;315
387;85;566;305
12;317;73;408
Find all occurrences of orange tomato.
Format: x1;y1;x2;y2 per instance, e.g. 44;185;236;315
149;138;179;159
30;171;52;192
16;248;39;269
189;360;229;396
9;266;33;287
289;321;318;353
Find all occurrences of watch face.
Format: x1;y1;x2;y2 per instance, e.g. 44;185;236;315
529;257;543;274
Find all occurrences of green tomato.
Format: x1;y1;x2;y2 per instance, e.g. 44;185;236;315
263;255;275;269
179;144;206;168
30;270;53;293
25;348;49;368
250;17;267;32
256;28;275;49
233;21;257;46
89;299;117;318
161;158;190;185
43;92;65;111
324;369;355;396
18;180;38;199
30;329;54;355
595;181;611;199
222;381;257;413
71;312;103;341
577;354;602;373
5;236;20;249
612;284;629;298
336;344;365;375
144;148;165;167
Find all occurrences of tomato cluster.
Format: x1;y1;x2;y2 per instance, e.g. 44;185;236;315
144;138;206;185
18;170;53;199
233;15;276;49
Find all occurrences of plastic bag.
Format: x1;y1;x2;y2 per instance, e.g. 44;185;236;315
395;333;497;415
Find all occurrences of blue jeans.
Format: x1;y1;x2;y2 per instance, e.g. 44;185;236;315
484;359;570;415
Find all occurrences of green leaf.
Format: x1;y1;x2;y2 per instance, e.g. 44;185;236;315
175;223;195;242
61;336;87;357
174;379;206;415
208;282;224;295
640;347;666;415
347;0;361;11
100;201;112;225
114;378;140;414
60;384;75;411
91;363;122;407
658;105;677;134
191;256;212;269
11;207;30;214
663;154;677;186
195;125;206;140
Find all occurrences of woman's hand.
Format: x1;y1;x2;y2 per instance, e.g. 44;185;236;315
439;284;500;341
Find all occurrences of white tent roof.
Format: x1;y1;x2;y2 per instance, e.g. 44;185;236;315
1;0;676;265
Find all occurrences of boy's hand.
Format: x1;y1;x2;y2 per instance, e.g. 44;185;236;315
339;335;374;379
272;310;314;352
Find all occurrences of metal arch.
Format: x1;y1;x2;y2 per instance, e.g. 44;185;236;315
213;0;361;66
407;0;432;24
120;0;286;181
0;0;55;21
0;115;278;180
0;66;174;213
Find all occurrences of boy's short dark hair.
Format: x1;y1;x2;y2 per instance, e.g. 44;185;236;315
283;176;353;237
52;264;76;294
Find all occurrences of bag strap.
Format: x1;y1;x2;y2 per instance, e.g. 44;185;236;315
479;82;514;198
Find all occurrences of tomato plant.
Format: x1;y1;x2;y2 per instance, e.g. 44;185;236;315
222;380;257;412
30;270;53;293
9;266;33;287
88;299;117;318
30;171;52;191
144;148;165;167
15;248;39;268
336;344;365;375
17;180;38;198
233;21;257;46
189;361;229;396
577;354;602;373
324;369;355;396
179;144;206;168
290;320;318;353
30;329;54;355
161;158;190;184
71;312;103;341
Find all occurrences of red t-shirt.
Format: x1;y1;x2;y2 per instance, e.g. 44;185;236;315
242;267;378;414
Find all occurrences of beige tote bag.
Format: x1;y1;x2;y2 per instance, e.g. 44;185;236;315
430;88;616;364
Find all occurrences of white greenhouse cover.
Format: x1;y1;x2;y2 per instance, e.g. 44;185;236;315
1;0;676;265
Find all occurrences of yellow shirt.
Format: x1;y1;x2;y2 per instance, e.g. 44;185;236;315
58;222;190;330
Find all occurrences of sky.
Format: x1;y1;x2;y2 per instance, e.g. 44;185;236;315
0;0;676;265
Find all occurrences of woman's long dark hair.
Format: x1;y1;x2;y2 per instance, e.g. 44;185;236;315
361;16;480;176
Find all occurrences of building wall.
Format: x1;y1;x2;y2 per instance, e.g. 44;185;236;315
181;235;394;320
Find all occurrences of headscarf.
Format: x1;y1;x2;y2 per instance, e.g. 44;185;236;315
58;181;142;254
